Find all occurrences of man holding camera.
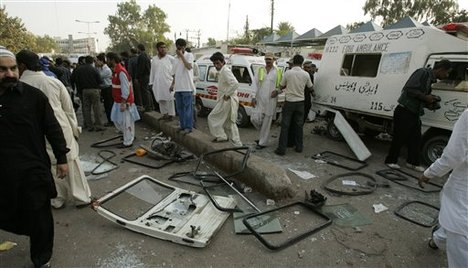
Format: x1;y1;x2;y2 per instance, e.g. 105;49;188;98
385;59;452;171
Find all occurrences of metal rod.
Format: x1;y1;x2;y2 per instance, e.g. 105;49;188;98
213;171;260;212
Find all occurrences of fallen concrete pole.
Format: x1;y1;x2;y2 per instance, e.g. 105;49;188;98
141;112;295;199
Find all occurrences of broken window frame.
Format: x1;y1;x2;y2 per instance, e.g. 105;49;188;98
311;151;368;171
242;202;332;251
322;172;377;196
394;201;439;228
376;169;442;193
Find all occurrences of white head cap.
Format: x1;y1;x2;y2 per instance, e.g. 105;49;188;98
0;46;15;59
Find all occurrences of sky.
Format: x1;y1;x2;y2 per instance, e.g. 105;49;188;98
2;0;468;52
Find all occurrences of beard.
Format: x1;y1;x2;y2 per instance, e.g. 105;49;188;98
0;76;19;90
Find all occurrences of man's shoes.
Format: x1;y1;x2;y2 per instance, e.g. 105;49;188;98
86;127;95;132
51;198;65;209
212;137;229;143
256;144;266;149
117;143;133;149
94;126;105;132
295;147;303;153
274;149;285;156
182;129;192;135
386;163;401;169
104;122;114;127
254;140;259;145
428;224;440;250
406;163;425;172
39;261;51;268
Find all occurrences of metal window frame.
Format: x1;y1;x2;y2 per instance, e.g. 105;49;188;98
242;202;332;251
311;151;368;171
394;200;439;227
376;169;442;193
322;172;377;196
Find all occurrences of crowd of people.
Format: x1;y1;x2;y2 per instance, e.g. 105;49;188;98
0;40;466;268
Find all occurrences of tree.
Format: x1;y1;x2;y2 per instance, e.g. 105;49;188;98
35;35;59;53
0;7;36;52
251;27;271;44
105;0;171;53
275;21;295;36
207;38;217;46
363;0;462;26
346;21;365;31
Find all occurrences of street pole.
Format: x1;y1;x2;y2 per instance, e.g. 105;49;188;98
75;19;99;54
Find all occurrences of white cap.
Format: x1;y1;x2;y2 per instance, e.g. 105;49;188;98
0;46;15;59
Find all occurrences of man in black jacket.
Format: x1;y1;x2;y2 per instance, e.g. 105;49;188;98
0;46;69;268
135;43;153;111
70;55;103;131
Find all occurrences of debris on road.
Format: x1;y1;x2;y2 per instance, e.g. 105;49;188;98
373;203;388;213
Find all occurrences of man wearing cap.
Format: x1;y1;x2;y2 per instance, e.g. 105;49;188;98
272;54;312;156
251;52;282;149
16;49;92;210
0;46;69;268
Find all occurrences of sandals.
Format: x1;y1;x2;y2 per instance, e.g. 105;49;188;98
212;137;229;143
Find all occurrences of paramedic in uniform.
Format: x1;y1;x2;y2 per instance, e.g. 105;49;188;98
385;59;452;171
207;52;243;147
251;52;282;149
273;55;312;156
419;108;468;268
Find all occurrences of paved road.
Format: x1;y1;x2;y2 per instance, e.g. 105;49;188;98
0;114;447;267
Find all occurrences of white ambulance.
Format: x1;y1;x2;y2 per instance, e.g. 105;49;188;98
195;53;282;127
313;22;468;164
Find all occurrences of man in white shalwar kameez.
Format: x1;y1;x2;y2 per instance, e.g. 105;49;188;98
149;42;175;120
420;109;468;268
207;52;242;147
16;50;91;208
251;53;281;149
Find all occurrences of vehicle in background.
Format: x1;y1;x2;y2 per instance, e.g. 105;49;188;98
313;20;468;165
195;53;284;127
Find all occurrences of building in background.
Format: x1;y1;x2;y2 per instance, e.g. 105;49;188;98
55;35;96;54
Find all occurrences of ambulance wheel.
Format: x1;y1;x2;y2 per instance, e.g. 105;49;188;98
326;117;344;141
195;97;210;117
236;106;250;128
421;134;449;165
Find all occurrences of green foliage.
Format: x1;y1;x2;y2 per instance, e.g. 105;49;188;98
105;0;171;53
207;38;217;46
275;21;295;36
251;27;271;44
0;7;36;53
363;0;462;26
346;21;365;31
35;35;59;53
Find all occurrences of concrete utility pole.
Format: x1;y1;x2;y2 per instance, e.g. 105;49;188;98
227;0;231;42
270;0;274;34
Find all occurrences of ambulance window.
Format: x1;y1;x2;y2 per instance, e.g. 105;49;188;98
380;52;412;75
232;66;252;84
432;61;468;92
341;54;381;77
198;65;207;81
207;66;218;82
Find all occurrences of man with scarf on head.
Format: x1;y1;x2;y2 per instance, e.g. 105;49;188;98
16;49;92;210
0;46;69;268
106;52;140;148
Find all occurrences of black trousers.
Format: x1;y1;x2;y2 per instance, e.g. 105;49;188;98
277;101;304;153
101;86;113;123
137;75;153;111
303;91;312;123
0;172;54;268
385;105;422;165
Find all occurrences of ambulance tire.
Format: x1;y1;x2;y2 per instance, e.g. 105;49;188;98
326;116;344;142
421;134;449;166
196;97;210;117
236;106;250;128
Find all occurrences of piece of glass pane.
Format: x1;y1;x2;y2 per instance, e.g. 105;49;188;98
100;178;174;221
